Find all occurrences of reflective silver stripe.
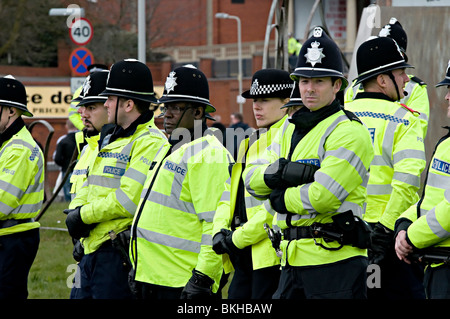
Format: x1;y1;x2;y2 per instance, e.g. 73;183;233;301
123;167;147;185
137;227;211;254
315;171;349;203
87;175;121;189
425;173;449;190
264;200;277;216
300;183;315;213
244;166;267;199
0;201;43;216
367;184;392;195
197;211;215;223
147;191;195;215
245;195;263;209
0;180;25;199
219;189;230;202
324;147;367;181
371;155;387;166
426;207;450;239
393;149;426;165
393;171;420;188
336;201;363;218
268;140;281;157
419;207;428;218
0;139;36;157
317;114;349;160
115;188;137;215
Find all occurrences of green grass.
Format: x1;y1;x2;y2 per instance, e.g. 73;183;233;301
28;201;74;299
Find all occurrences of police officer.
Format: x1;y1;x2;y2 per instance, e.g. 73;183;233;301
69;70;112;198
129;64;233;299
212;69;293;299
345;36;427;299
64;59;168;299
394;59;450;299
69;64;109;131
345;18;430;138
67;70;113;298
0;75;45;299
243;27;374;299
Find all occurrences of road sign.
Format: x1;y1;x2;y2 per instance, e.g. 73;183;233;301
69;47;94;76
69;18;93;46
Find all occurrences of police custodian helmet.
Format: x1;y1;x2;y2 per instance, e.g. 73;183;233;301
354;36;413;86
100;58;157;103
281;81;303;109
436;59;450;87
77;70;109;107
379;17;408;54
0;75;32;117
241;68;293;99
159;64;215;113
290;27;348;90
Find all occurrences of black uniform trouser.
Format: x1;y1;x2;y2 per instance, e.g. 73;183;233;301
70;242;133;299
423;264;450;299
367;226;426;300
0;228;40;299
227;246;281;299
273;256;368;299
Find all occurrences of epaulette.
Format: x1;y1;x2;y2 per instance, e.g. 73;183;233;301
342;109;363;125
410;76;426;86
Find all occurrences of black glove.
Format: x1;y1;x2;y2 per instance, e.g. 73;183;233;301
281;161;319;187
212;229;228;255
212;229;241;256
180;269;214;299
64;207;94;240
269;188;289;214
264;158;290;189
369;222;394;265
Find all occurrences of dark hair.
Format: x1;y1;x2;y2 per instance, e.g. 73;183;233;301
231;112;244;122
119;97;150;113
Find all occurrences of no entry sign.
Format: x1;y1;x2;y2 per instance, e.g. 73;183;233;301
69;18;93;46
69;47;94;76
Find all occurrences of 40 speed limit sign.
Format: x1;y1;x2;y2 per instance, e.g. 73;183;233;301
69;18;93;46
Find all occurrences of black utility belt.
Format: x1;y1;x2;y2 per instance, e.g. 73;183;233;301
283;223;342;242
0;218;34;229
282;211;372;250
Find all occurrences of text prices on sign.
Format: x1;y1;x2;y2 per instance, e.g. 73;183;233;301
69;17;93;46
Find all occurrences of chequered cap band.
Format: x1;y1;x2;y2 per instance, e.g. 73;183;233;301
249;80;294;96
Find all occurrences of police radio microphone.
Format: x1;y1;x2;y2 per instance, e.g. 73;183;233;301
403;91;408;96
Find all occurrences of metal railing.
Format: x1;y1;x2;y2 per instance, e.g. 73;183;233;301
152;40;276;63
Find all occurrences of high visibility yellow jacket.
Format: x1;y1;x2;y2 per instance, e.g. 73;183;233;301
131;131;233;292
69;86;84;131
243;104;374;267
344;76;430;138
213;115;288;273
345;93;426;230
0;119;44;236
69;132;100;197
399;128;450;252
69;113;168;254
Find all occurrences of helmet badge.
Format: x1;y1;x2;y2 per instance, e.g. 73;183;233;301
379;25;391;37
165;71;178;93
82;76;92;96
305;41;325;67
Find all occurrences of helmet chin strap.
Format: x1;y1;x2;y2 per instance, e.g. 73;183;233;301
387;72;401;101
